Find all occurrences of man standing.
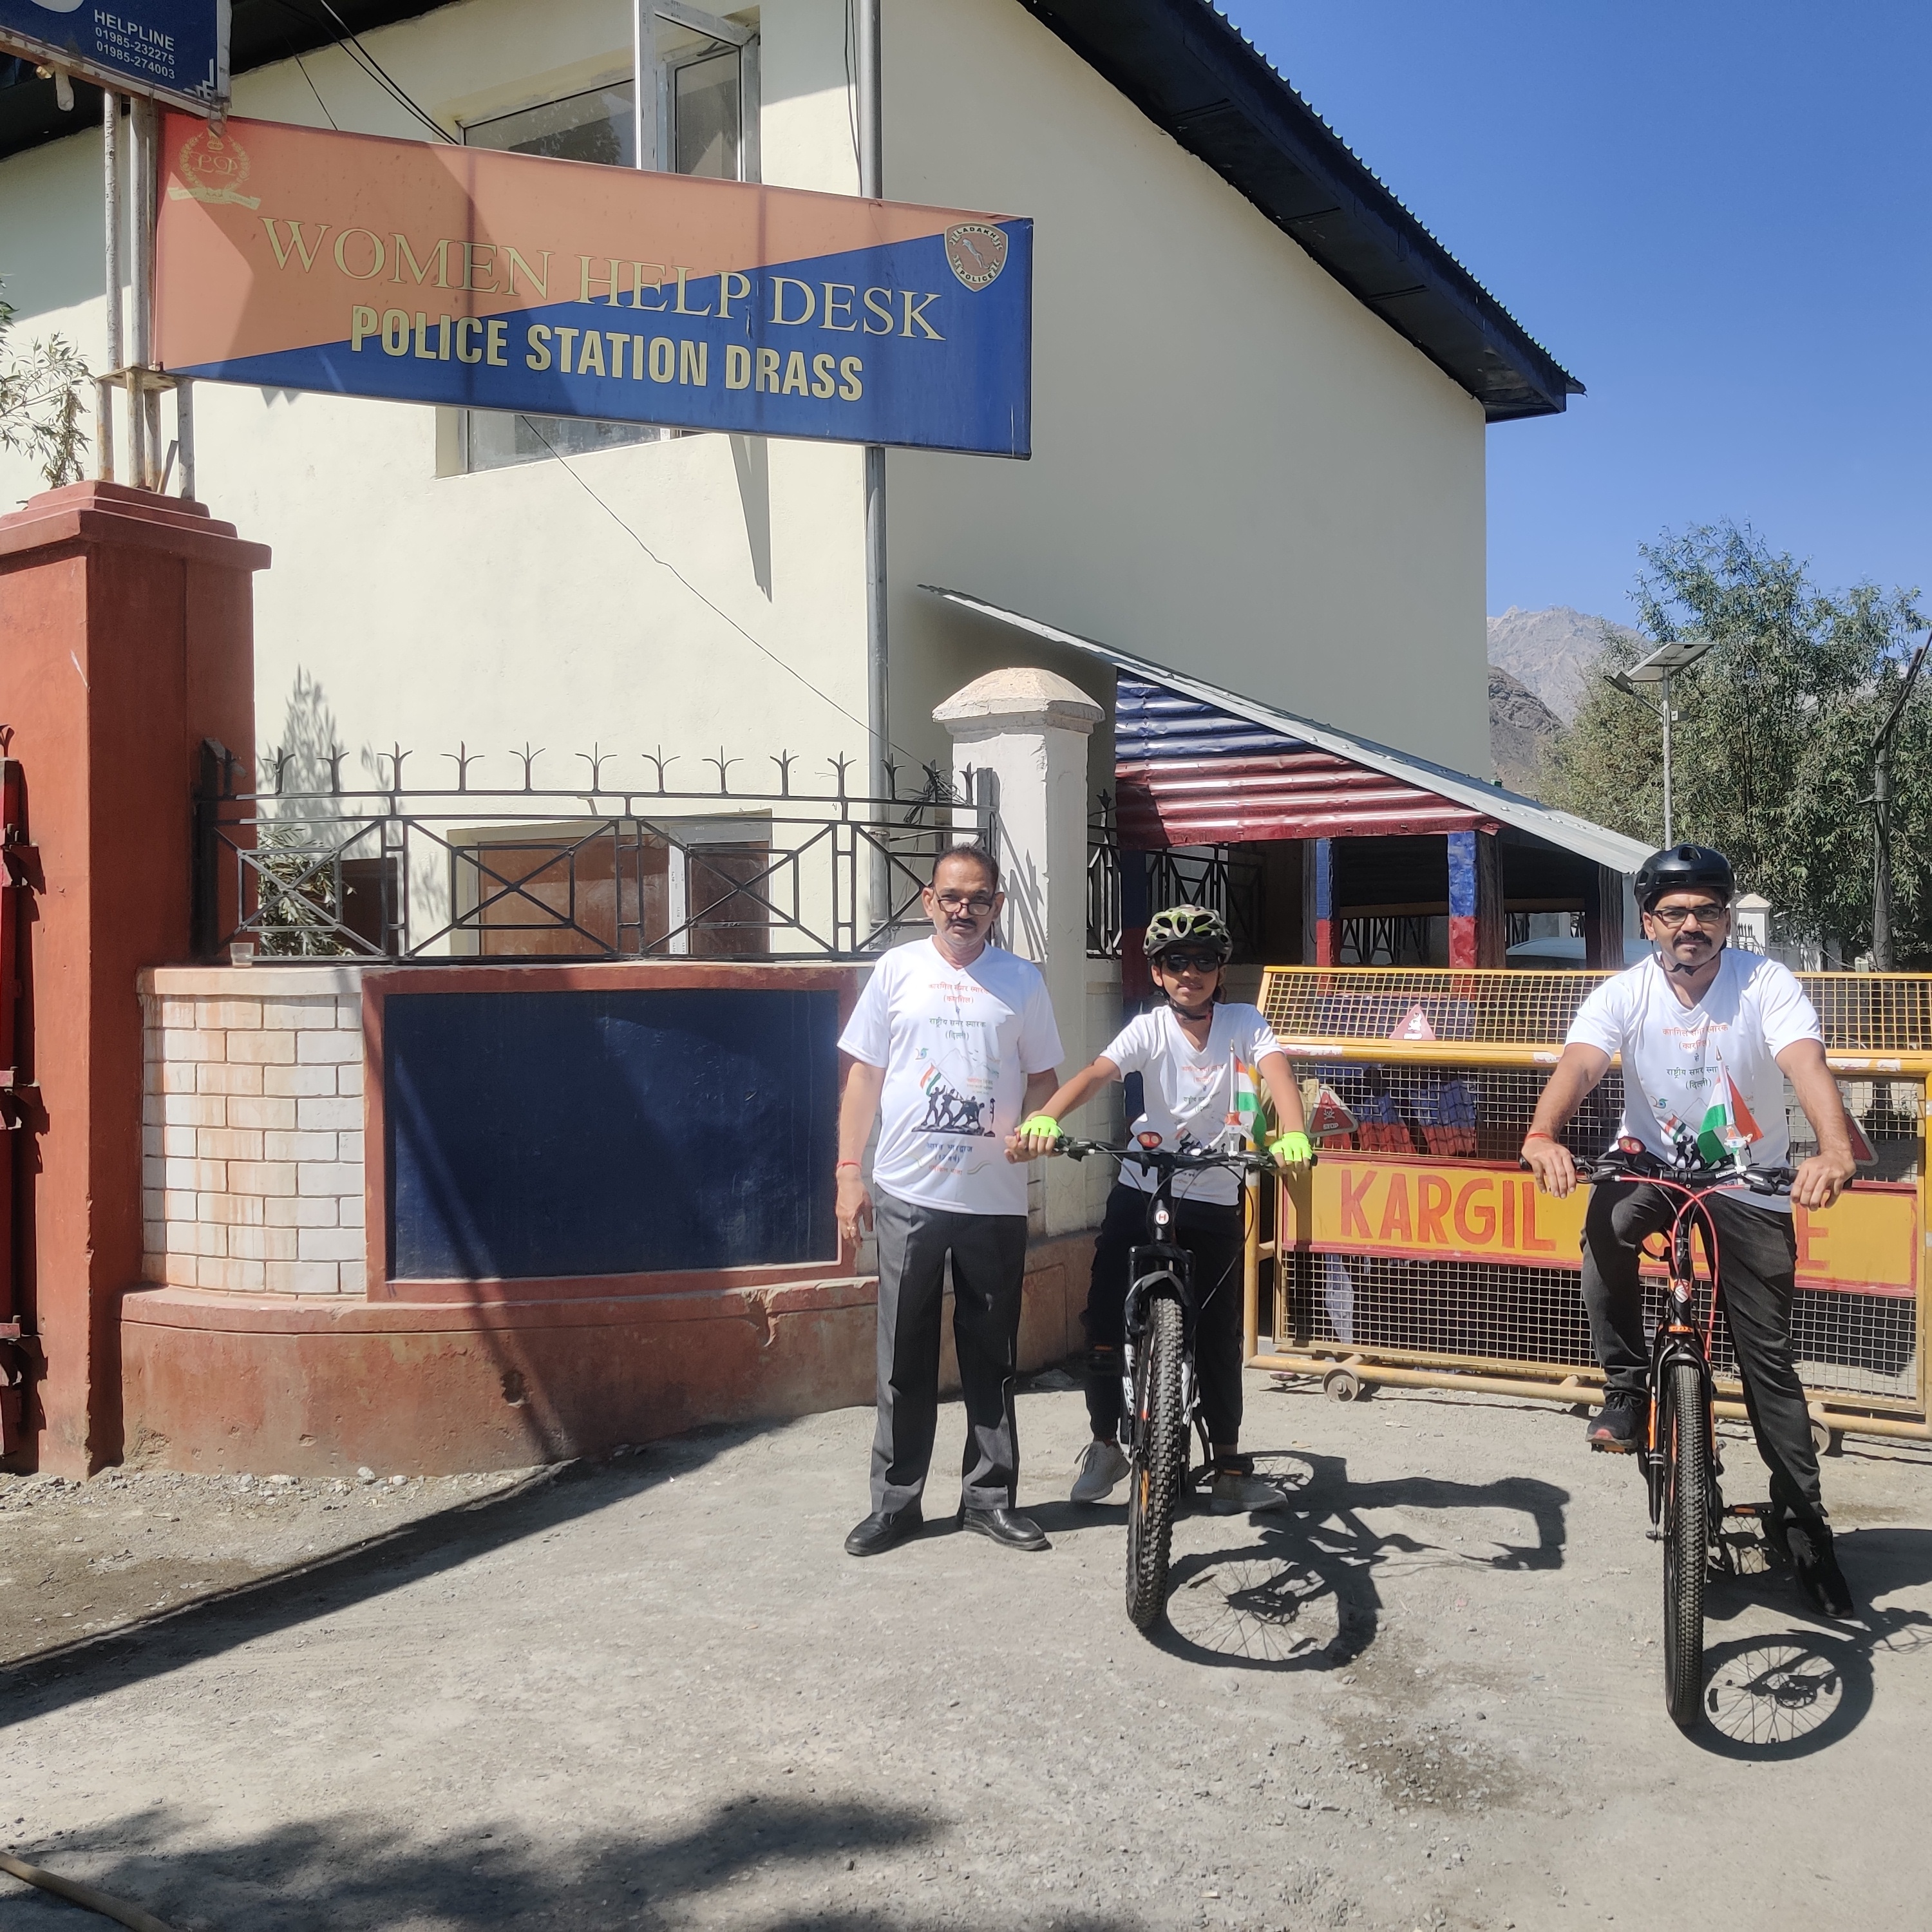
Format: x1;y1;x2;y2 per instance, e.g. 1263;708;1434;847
1522;843;1857;1615
836;842;1063;1557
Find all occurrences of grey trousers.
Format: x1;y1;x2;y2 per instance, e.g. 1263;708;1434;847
871;1189;1030;1516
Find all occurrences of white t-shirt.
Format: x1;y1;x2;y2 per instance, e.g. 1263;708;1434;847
1100;1002;1285;1206
839;938;1063;1217
1566;949;1823;1212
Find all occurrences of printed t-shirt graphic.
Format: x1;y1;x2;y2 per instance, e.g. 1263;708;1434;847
1565;949;1821;1213
1101;1003;1284;1207
840;938;1062;1217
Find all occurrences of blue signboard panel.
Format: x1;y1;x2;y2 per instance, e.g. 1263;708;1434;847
385;987;840;1282
0;1;227;110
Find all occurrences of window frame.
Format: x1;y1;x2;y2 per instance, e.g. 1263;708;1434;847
634;2;761;182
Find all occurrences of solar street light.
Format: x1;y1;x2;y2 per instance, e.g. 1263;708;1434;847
1608;635;1718;844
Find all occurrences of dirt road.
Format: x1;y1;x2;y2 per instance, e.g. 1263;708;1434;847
3;1375;1929;1930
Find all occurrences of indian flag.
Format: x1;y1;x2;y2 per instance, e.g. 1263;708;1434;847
1696;1061;1763;1166
1226;1050;1264;1147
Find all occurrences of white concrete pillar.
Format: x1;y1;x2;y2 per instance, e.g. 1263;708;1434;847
934;667;1103;1236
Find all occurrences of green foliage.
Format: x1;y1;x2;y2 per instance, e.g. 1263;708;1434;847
0;288;89;487
1541;522;1929;957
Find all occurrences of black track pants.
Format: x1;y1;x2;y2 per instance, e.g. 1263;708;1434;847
1083;1182;1247;1447
1580;1180;1825;1527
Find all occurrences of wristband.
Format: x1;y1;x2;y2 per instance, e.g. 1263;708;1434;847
835;1160;862;1171
1521;1132;1558;1147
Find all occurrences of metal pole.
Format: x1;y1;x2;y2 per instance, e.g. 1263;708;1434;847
99;90;120;483
1875;737;1893;971
126;96;156;488
175;377;195;501
858;0;889;807
1660;669;1674;846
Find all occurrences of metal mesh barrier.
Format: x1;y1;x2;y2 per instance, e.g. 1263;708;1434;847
1248;967;1932;1441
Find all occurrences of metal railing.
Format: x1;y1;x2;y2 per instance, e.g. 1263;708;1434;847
193;739;992;963
1086;797;1264;959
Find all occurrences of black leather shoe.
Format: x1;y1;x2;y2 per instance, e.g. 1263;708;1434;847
845;1503;922;1557
1784;1519;1855;1618
958;1504;1048;1551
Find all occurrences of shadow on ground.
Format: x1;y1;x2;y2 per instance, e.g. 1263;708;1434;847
1053;1450;1569;1674
1691;1524;1932;1758
0;1432;748;1729
0;1795;1143;1932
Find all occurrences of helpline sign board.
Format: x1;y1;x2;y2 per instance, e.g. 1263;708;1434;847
154;114;1034;457
0;1;228;112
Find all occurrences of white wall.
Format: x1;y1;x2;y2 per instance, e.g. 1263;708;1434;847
0;0;876;803
880;0;1493;787
0;0;1499;809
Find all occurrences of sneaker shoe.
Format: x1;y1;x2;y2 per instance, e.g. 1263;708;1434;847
1070;1439;1130;1504
1784;1519;1855;1618
1207;1468;1289;1515
1586;1391;1648;1453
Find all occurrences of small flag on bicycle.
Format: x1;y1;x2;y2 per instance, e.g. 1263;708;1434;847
1227;1050;1264;1147
1695;1061;1763;1166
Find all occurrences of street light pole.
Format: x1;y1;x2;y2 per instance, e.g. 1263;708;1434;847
1872;635;1930;972
1609;635;1714;846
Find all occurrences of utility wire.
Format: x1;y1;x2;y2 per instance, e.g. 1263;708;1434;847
268;0;451;142
516;414;926;775
291;49;339;130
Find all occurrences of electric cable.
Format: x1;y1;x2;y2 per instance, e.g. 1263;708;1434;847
514;414;927;775
265;0;451;142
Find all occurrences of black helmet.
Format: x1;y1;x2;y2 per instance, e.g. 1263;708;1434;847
1635;844;1735;912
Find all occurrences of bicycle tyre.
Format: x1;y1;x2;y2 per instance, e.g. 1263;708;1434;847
1125;1295;1188;1630
1660;1356;1710;1730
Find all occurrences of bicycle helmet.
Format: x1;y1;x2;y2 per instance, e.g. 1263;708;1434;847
1634;844;1735;912
1143;904;1232;963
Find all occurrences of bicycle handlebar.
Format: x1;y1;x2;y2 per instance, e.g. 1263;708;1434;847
1053;1135;1297;1175
1551;1148;1799;1197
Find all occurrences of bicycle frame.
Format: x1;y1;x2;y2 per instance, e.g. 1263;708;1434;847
1642;1189;1727;1532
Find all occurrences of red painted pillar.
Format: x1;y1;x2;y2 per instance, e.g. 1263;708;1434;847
1308;838;1338;965
1447;829;1506;969
0;483;267;1473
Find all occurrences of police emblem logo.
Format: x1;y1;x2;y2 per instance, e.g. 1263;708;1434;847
169;128;261;211
944;223;1008;291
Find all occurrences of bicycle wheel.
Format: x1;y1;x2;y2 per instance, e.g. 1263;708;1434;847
1125;1295;1188;1630
1660;1356;1711;1730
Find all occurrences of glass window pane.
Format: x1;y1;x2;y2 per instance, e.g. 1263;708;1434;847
674;50;741;179
466;83;635;166
465;411;664;474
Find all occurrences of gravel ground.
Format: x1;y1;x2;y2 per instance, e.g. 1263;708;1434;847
3;1372;1931;1931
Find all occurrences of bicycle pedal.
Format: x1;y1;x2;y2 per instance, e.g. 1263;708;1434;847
1724;1502;1764;1519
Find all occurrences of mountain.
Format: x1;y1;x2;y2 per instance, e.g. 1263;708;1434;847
1487;605;1643;721
1489;666;1562;798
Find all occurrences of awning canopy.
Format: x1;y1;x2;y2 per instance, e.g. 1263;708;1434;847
922;586;1654;876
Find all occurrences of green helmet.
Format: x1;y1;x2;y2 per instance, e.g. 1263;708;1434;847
1143;904;1231;963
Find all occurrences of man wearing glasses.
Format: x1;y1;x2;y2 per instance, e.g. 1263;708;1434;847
835;843;1063;1558
1521;844;1857;1615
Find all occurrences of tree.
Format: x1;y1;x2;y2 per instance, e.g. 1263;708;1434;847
1540;522;1931;960
0;287;89;488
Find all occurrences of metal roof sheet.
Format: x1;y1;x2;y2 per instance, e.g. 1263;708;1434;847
922;584;1656;875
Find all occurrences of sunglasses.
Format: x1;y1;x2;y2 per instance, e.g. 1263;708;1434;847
1155;949;1224;973
1648;902;1728;931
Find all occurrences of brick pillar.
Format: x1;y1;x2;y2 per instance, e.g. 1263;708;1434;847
1448;829;1506;969
0;483;268;1473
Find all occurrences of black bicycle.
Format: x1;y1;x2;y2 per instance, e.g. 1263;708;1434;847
1057;1134;1286;1629
1568;1144;1798;1728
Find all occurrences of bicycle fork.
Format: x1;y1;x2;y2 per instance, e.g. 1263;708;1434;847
1645;1281;1723;1540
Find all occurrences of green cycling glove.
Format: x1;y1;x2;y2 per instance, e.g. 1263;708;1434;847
1269;1130;1314;1168
1016;1113;1061;1141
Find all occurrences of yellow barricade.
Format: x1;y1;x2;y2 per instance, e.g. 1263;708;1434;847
1245;967;1930;1447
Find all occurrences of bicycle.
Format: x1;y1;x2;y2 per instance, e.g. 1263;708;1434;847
1564;1142;1799;1729
1056;1133;1289;1630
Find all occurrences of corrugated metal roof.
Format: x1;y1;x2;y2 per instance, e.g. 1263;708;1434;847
922;585;1656;875
1116;679;1495;843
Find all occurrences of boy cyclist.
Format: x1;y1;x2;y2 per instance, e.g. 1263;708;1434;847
1008;907;1312;1513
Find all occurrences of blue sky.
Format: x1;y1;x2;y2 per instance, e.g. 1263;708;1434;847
1222;1;1932;628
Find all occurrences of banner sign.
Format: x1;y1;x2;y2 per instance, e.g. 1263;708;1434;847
0;1;227;113
154;114;1034;457
1280;1157;1917;1299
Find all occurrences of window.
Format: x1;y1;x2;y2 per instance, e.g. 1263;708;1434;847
459;12;760;474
